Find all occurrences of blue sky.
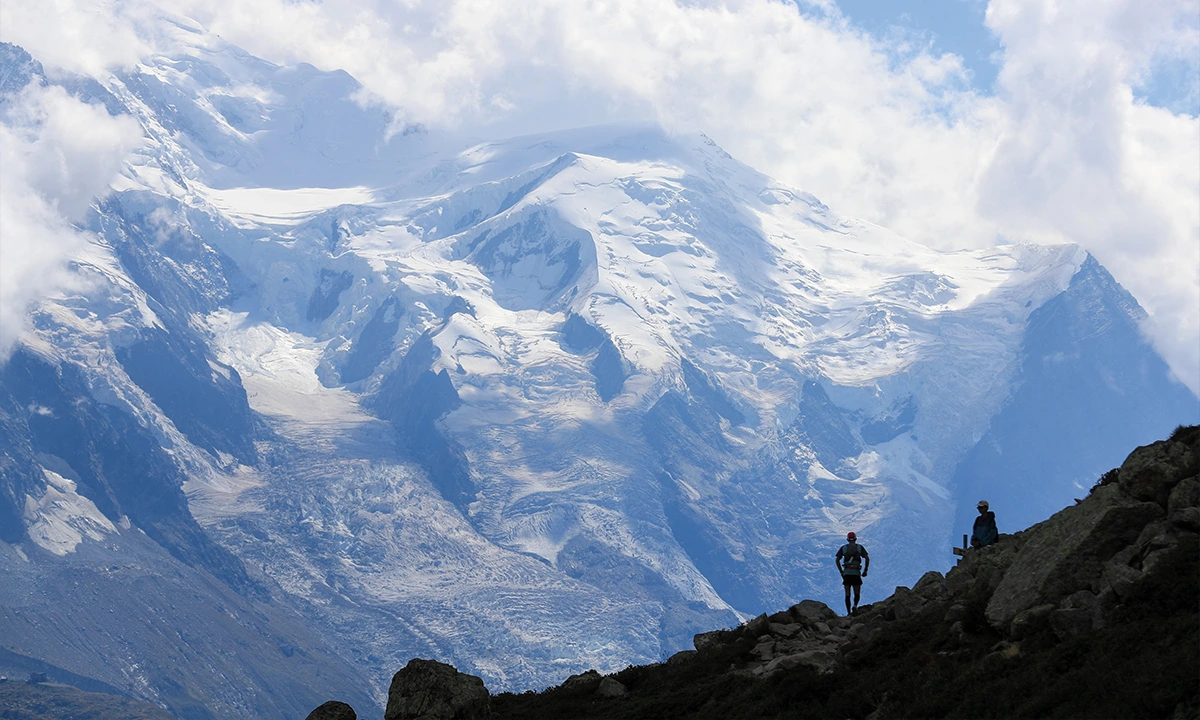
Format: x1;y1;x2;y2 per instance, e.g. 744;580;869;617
835;0;999;89
833;0;1199;114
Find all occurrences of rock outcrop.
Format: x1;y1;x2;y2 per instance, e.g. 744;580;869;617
684;601;847;677
671;425;1200;680
984;425;1197;633
306;700;357;720
385;659;491;720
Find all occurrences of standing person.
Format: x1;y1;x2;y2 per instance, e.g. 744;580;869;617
835;532;870;615
971;500;998;548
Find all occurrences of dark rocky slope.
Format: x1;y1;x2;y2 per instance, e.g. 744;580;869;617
315;425;1199;719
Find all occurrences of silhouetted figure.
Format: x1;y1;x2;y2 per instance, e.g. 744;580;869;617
835;532;870;615
971;500;998;547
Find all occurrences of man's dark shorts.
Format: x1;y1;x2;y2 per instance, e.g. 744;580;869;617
842;574;862;587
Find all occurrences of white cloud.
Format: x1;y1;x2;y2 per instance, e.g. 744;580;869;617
0;84;143;356
0;0;153;76
1;0;1196;390
979;0;1200;393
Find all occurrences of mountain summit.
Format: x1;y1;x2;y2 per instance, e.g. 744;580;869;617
0;35;1196;715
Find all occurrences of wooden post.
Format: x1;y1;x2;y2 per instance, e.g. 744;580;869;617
952;533;968;557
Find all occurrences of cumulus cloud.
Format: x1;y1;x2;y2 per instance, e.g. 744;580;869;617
0;0;153;76
979;0;1200;393
153;0;999;241
0;84;143;356
1;0;1196;390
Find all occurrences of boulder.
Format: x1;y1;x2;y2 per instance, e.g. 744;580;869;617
385;659;491;720
947;621;964;641
1134;519;1175;550
306;701;357;720
1049;608;1092;640
944;567;975;597
665;651;696;667
1009;604;1054;640
1102;562;1144;600
595;678;628;698
789;600;836;625
1059;590;1098;612
1169;506;1200;532
848;623;879;643
751;637;776;661
693;630;725;651
943;604;967;624
1141;544;1178;575
775;649;839;674
561;670;602;692
912;571;947;601
985;484;1160;628
743;613;770;636
763;653;802;674
768;622;801;638
1108;542;1140;568
887;586;925;620
1091;586;1120;629
1118;436;1196;506
1167;475;1199;513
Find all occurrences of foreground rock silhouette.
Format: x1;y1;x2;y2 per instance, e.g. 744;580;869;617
306;699;358;720
384;658;491;720
308;425;1199;719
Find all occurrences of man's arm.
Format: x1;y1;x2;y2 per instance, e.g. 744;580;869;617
835;548;843;573
862;548;869;576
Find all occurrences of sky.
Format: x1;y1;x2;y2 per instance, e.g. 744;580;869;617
0;0;1198;393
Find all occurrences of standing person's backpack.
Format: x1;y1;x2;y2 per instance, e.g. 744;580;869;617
839;543;864;576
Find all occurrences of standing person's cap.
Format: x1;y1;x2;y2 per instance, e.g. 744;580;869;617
846;532;856;540
977;500;989;509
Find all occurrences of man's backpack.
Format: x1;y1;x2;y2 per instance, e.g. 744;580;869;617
839;543;864;575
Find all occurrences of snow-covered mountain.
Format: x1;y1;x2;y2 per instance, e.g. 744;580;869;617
0;30;1195;716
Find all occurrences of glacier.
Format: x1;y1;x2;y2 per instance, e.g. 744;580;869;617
0;30;1196;717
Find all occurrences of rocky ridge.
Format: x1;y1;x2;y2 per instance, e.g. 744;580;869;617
683;422;1200;686
312;424;1200;718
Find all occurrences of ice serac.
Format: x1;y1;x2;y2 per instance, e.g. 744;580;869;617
1;31;1197;715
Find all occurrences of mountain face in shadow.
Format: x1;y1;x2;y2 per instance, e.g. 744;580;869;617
951;255;1199;539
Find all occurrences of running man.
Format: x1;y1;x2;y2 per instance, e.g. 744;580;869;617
835;532;870;615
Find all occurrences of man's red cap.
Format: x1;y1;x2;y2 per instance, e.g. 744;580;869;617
847;532;856;540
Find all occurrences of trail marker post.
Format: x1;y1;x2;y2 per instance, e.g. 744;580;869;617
952;533;968;558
